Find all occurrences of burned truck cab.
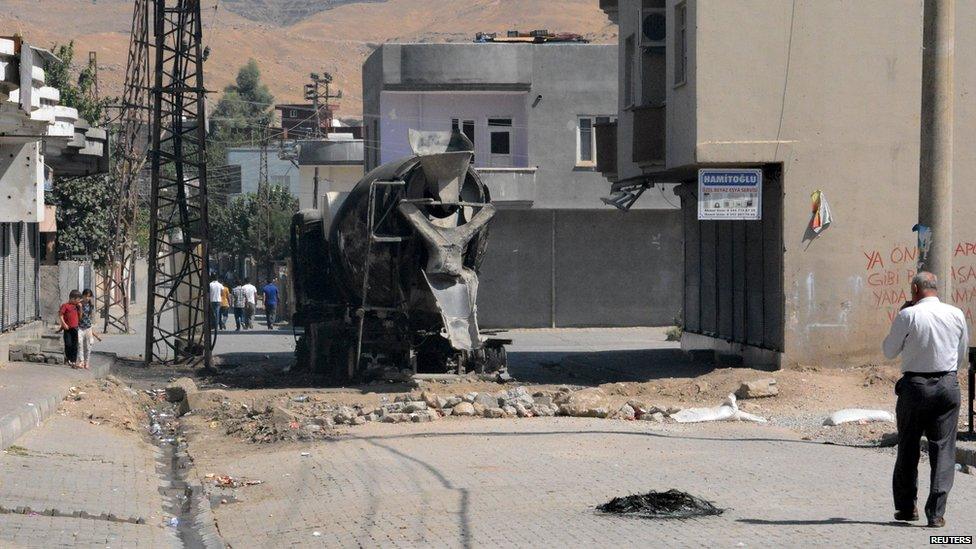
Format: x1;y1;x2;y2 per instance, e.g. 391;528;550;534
291;130;508;384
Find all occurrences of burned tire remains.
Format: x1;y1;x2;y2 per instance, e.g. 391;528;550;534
597;490;724;519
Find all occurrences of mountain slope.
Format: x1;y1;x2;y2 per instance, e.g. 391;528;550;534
0;0;617;117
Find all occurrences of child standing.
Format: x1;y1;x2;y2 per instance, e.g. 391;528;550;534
78;289;102;370
59;290;82;368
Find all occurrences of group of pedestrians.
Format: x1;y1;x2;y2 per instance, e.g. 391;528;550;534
209;276;280;332
57;288;101;369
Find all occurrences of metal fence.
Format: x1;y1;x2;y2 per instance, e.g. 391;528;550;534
0;222;40;332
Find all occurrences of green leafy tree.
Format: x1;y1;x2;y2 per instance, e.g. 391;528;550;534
210;186;296;280
208;58;275;162
44;42;115;265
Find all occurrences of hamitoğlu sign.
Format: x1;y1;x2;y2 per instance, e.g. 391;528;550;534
697;169;762;220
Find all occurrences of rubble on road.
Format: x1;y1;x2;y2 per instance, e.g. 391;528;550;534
205;473;263;488
734;378;779;399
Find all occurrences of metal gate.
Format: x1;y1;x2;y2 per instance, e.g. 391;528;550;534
678;165;784;352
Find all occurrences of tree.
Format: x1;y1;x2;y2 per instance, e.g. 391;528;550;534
44;42;115;265
209;59;275;155
209;185;296;281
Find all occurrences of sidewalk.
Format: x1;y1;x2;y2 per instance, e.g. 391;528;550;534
0;416;179;547
0;356;111;450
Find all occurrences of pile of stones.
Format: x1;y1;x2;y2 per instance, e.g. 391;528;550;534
306;386;684;427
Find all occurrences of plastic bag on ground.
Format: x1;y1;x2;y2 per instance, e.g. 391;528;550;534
823;409;894;426
671;394;767;424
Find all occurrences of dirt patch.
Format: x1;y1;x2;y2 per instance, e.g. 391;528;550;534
58;376;154;432
597;490;724;519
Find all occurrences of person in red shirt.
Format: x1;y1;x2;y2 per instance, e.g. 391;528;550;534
59;290;82;367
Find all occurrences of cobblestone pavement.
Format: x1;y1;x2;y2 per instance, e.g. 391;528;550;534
0;416;179;548
191;418;976;548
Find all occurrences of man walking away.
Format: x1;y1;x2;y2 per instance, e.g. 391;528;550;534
883;271;966;528
59;290;82;368
219;280;231;330
262;278;279;329
243;279;257;329
208;276;223;332
231;282;248;331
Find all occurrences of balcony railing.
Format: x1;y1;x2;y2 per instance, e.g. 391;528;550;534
475;167;537;208
632;104;665;166
594;120;617;179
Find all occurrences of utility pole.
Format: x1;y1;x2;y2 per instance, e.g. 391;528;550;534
313;166;319;209
145;0;212;367
102;0;151;334
305;72;342;138
918;0;954;294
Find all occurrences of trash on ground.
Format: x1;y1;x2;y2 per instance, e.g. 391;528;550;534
823;409;894;426
670;394;767;424
207;474;264;488
597;490;724;519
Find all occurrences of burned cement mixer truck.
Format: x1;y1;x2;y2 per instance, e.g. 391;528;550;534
290;130;508;383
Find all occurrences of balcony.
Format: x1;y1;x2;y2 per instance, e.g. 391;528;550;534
632;104;665;166
475;167;537;209
594;120;617;180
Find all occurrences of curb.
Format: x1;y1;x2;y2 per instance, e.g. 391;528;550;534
0;354;113;450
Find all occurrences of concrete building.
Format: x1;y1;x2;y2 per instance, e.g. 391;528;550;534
363;42;683;328
226;145;300;198
0;36;107;347
597;0;976;368
295;137;365;210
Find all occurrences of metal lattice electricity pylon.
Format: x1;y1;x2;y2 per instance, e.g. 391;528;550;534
144;0;212;366
102;0;152;334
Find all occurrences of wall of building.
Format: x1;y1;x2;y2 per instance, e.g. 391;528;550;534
378;92;529;167
669;0;976;367
296;164;365;210
226;147;301;198
479;209;682;328
525;44;625;209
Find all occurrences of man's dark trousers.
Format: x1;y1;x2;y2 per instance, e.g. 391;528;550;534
893;372;960;521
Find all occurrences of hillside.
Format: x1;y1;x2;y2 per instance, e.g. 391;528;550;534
0;0;617;117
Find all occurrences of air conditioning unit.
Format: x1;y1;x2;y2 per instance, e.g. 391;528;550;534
638;8;666;50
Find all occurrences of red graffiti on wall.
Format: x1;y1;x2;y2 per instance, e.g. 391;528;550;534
865;242;976;330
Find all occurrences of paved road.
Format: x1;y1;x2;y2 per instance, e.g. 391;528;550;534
0;416;179;548
190;418;976;548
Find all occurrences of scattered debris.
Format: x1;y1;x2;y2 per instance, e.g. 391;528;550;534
206;474;264;488
823;409;894;426
4;445;29;456
734;378;779;399
597;490;724;519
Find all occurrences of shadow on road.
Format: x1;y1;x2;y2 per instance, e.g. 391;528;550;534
738;518;911;528
509;349;716;386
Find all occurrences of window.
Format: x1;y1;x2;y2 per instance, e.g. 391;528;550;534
576;116;614;167
451;118;476;145
624;34;636;107
487;118;513;167
674;2;687;86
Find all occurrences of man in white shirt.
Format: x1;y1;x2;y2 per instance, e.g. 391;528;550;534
208;277;223;332
242;280;258;329
882;271;966;528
